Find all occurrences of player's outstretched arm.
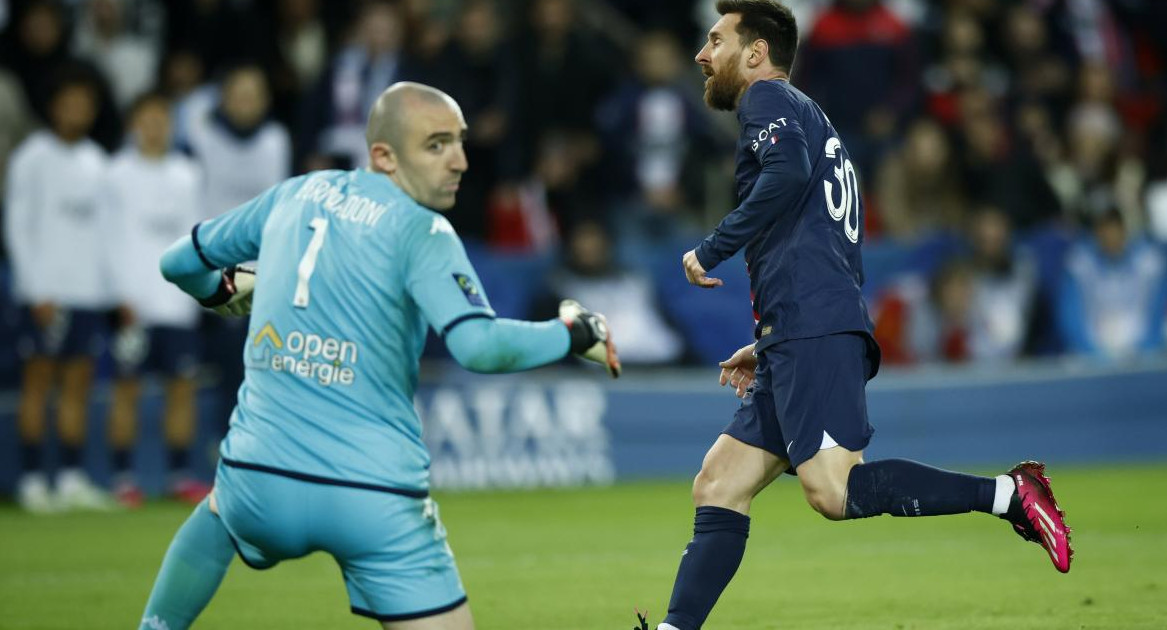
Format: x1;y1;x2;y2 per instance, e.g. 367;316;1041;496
443;300;620;378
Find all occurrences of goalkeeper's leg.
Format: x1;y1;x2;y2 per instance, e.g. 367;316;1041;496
138;494;235;630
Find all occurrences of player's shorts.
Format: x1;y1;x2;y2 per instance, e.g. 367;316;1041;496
111;326;200;379
16;307;106;360
724;332;880;471
213;460;466;622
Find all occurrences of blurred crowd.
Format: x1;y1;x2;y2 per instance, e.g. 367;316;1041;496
1;0;1167;505
1;0;1166;508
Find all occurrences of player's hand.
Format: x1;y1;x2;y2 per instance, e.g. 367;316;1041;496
198;266;255;317
559;299;621;378
719;342;757;398
683;249;722;289
30;302;56;329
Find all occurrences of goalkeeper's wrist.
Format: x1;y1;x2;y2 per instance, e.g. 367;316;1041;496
197;271;233;308
562;316;594;355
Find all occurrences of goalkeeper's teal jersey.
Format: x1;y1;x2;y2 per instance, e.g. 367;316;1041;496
193;169;495;495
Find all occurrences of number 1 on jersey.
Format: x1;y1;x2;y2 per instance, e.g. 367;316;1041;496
293;218;329;308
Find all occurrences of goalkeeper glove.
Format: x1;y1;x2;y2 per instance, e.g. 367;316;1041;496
559;299;621;378
198;266;255;317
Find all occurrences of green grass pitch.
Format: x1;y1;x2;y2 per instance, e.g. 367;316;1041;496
2;464;1165;629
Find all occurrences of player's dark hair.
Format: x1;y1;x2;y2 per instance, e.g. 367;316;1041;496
128;90;171;119
48;64;99;104
715;0;798;72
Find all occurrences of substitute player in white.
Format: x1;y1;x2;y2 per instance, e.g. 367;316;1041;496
101;92;208;507
5;70;112;512
139;82;620;630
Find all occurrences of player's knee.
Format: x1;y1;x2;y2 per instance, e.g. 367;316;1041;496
692;465;740;508
691;466;718;506
802;481;848;521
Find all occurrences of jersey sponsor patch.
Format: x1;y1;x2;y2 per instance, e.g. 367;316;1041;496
452;273;486;307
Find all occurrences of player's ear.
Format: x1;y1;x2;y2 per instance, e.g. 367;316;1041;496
748;38;769;69
369;142;398;175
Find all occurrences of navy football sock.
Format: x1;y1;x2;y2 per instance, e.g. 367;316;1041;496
844;459;996;518
662;506;750;630
139;499;235;630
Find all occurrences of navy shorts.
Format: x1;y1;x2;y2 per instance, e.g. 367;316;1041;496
17;308;106;360
725;332;880;471
112;326;201;378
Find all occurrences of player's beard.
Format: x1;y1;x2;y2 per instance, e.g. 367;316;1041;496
704;52;748;111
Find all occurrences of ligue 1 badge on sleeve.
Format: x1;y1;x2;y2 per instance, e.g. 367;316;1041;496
452;273;486;307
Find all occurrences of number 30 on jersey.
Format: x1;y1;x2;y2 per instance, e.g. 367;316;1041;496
823;137;860;244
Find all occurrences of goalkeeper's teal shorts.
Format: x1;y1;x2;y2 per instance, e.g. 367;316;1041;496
213;460;466;622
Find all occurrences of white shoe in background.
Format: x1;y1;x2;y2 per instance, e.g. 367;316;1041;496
17;472;58;514
56;469;118;512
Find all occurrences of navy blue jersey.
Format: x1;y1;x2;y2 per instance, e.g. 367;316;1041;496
694;79;874;352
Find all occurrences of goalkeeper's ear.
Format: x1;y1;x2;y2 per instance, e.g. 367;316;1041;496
559;299;621;378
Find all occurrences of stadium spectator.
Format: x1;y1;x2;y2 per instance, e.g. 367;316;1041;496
159;47;216;151
595;30;720;252
72;0;159;110
164;0;266;77
184;63;290;446
1058;209;1167;359
298;0;412;170
101;93;207;508
421;0;514;240
875;117;966;240
185;63;291;220
4;70;113;512
873;260;976;364
532;220;687;366
998;4;1074;110
874;208;1040;365
499;0;615;230
1048;97;1144;230
3;0;123;151
0;68;34;208
262;0;329;129
965;206;1040;361
796;0;918;175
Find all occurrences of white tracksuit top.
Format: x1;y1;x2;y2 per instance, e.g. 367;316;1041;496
4;130;110;308
101;149;204;328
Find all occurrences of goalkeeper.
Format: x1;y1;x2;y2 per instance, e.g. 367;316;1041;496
139;81;619;630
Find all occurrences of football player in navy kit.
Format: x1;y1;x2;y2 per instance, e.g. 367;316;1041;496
639;3;1072;629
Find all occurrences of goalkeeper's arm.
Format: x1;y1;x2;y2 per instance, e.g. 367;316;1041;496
444;301;620;377
159;234;253;316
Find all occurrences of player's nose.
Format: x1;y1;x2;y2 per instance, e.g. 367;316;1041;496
695;43;710;65
449;143;468;173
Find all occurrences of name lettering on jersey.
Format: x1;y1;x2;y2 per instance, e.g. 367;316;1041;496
295;177;389;227
247;321;359;387
430;216;456;236
751;118;788;152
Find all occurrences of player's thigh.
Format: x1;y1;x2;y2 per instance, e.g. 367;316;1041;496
694;433;789;513
327;493;467;623
795;446;864;520
381;601;473;630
